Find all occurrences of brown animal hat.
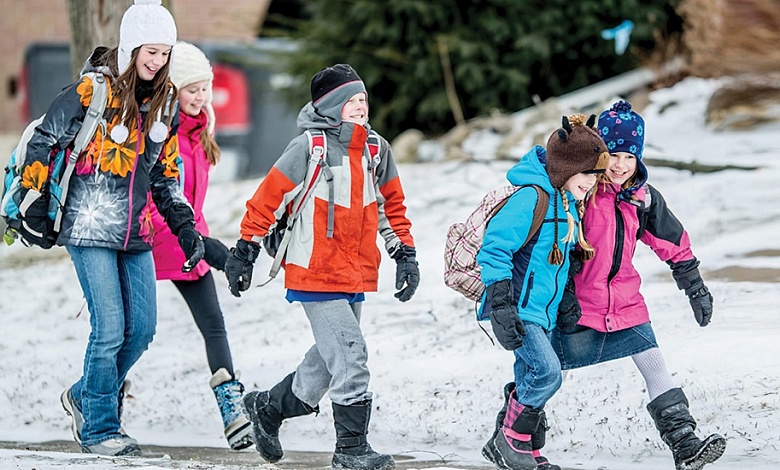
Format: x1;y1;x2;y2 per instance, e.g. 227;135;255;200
545;114;610;188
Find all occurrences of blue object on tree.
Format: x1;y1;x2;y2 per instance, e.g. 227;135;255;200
601;20;635;55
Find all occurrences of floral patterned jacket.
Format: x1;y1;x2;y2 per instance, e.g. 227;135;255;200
19;59;193;252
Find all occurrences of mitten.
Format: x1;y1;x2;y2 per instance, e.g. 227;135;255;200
557;257;583;333
177;224;205;273
486;279;526;351
225;239;260;297
392;244;419;302
670;259;713;327
203;236;230;271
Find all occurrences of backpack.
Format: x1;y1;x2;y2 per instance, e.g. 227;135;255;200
444;184;549;302
260;129;382;284
2;72;108;248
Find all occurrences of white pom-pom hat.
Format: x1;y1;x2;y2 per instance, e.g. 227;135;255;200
118;0;177;74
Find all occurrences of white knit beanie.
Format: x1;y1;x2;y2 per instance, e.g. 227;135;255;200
170;42;213;90
118;0;177;74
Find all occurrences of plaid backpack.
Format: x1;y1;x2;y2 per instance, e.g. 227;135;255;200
444;184;548;302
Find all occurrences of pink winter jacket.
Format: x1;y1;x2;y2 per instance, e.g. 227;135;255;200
574;182;694;332
151;111;211;281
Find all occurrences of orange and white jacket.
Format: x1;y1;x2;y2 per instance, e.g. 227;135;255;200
239;103;414;293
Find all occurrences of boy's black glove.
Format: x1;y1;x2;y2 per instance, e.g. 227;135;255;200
203;236;230;271
225;239;260;297
486;279;525;350
392;244;419;302
557;256;583;333
177;224;205;273
670;259;713;327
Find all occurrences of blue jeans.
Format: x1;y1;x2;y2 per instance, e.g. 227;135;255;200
66;246;157;446
512;323;562;409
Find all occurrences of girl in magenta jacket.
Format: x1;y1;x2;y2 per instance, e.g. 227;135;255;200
149;42;252;451
552;101;724;470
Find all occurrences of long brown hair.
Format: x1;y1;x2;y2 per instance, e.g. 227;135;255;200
199;127;220;165
101;46;178;134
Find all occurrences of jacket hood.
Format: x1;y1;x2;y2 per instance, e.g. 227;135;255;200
79;46;114;78
506;146;557;194
296;101;372;132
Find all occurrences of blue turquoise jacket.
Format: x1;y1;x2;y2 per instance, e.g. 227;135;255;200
477;145;579;331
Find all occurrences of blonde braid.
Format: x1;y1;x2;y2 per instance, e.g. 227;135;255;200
576;200;596;261
560;190;576;244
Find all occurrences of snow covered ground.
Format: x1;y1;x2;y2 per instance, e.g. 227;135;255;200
1;77;779;470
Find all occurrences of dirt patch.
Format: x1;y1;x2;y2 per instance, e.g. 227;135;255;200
706;266;780;283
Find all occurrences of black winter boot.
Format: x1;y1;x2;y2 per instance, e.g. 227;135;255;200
241;373;318;463
647;388;726;470
531;410;561;470
482;382;515;464
332;400;395;470
484;390;541;470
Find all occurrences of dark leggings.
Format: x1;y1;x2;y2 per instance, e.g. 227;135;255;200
172;271;233;376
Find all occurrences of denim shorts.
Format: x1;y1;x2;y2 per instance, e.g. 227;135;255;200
551;322;658;370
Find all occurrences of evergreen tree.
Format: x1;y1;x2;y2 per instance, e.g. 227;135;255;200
283;0;680;139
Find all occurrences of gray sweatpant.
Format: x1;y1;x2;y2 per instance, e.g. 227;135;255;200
291;300;372;407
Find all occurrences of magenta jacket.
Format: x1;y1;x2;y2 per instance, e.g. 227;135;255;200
574;182;694;333
151;110;211;281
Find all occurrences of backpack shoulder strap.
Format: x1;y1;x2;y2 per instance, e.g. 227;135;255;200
53;72;108;232
366;130;381;183
521;185;549;248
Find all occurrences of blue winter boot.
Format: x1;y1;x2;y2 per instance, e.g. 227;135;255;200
210;368;254;450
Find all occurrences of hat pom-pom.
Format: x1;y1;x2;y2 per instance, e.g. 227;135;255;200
149;121;169;143
611;100;632;113
135;0;162;5
110;124;129;144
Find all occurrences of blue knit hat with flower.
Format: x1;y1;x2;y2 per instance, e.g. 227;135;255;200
598;100;648;196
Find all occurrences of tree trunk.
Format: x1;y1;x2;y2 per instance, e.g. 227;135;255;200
66;0;134;76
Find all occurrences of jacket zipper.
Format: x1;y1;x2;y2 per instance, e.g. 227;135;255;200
521;271;534;309
607;195;624;282
122;115;142;250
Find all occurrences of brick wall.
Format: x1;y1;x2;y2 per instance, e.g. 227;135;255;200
0;0;270;132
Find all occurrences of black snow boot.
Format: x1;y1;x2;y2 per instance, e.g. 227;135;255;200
482;382;515;464
531;410;561;470
647;388;726;470
332;400;395;470
483;389;542;470
241;373;318;463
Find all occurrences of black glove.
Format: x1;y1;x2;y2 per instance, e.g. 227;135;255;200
685;280;713;327
225;239;260;297
177;224;205;273
392;244;419;302
203;236;230;271
19;193;56;248
557;256;583;333
486;280;526;351
670;259;713;327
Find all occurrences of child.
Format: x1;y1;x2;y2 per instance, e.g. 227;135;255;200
224;64;418;470
477;115;610;470
149;41;253;450
552;101;726;470
21;0;205;456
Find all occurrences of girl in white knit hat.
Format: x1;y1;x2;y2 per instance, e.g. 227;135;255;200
46;0;206;457
149;41;253;451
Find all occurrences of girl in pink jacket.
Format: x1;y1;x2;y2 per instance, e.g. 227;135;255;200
551;101;725;470
150;42;252;450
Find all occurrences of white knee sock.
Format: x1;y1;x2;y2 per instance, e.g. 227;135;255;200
632;348;676;400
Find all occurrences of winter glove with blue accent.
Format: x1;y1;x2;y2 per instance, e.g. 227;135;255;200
392;244;419;302
225;239;260;297
177;223;205;273
203;236;230;271
670;258;713;327
486;279;526;350
557;256;583;333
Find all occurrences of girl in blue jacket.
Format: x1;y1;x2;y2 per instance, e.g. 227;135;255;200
477;115;609;470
